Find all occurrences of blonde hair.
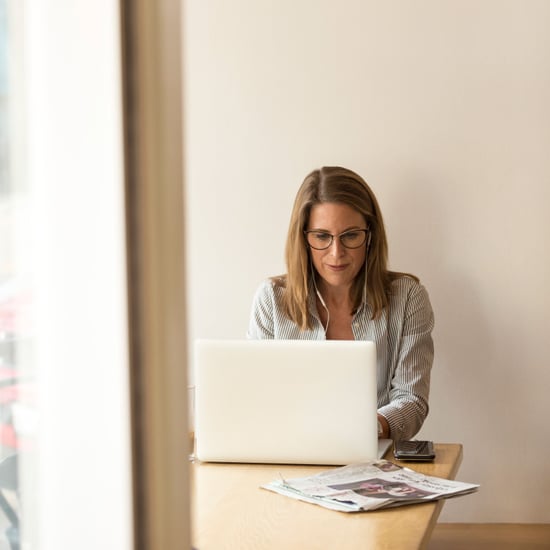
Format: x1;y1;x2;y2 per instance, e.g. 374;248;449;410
275;166;416;330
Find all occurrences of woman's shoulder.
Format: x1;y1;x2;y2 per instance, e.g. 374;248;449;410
270;274;287;289
387;273;434;327
388;273;431;301
253;275;287;299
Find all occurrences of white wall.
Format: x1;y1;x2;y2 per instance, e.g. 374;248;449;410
183;0;550;522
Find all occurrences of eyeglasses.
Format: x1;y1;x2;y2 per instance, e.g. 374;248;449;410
304;229;370;250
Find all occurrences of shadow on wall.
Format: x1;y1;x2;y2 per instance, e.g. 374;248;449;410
382;173;550;521
382;175;495;439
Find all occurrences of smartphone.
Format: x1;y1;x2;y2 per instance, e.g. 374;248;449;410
393;440;435;462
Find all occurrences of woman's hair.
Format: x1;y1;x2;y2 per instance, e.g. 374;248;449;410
275;166;416;330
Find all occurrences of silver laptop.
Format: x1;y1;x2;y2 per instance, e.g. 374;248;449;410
194;339;391;465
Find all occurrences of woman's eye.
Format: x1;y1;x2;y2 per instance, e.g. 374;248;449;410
343;231;360;240
314;232;331;242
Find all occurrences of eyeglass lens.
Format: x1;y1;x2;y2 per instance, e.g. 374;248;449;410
306;229;368;250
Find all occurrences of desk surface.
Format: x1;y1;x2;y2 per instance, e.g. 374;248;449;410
191;443;463;550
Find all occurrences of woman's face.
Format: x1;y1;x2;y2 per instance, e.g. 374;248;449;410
306;202;368;292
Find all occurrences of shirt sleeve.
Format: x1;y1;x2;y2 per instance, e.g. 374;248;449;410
247;280;276;339
378;281;434;441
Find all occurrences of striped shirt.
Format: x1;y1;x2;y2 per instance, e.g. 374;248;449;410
247;275;434;441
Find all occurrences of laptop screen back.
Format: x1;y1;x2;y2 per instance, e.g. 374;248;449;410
194;339;379;465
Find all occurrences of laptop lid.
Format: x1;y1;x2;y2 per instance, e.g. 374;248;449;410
194;339;387;465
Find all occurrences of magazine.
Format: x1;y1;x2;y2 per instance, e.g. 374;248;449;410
262;459;479;512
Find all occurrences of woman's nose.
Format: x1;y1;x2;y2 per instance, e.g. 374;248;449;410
327;237;345;256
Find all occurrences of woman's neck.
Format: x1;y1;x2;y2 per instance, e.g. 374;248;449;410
315;284;355;340
316;281;353;312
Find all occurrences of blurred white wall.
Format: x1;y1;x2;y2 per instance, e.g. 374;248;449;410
25;1;133;547
183;0;550;522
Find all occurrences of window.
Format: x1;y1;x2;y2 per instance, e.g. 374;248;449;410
0;1;189;548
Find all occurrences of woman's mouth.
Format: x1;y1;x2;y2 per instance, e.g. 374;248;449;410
327;264;348;272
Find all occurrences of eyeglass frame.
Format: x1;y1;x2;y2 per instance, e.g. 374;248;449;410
303;228;371;250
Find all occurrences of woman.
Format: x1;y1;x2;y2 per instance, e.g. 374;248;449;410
247;166;434;441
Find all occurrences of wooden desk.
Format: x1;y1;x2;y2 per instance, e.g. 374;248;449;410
191;443;463;550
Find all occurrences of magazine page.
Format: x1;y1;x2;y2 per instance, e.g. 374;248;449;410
262;460;479;513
